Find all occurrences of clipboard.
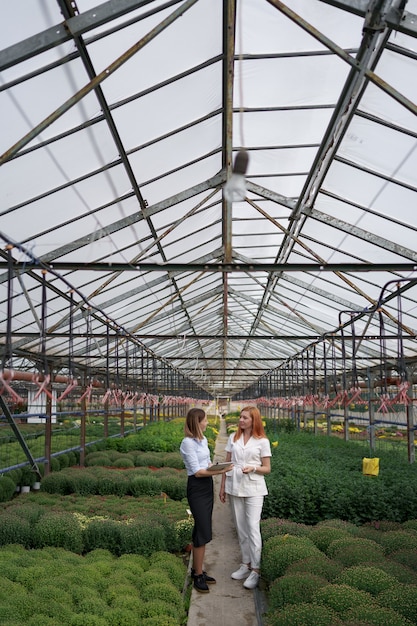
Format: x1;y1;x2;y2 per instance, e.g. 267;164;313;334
206;462;232;472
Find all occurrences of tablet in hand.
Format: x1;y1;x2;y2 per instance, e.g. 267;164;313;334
206;462;232;471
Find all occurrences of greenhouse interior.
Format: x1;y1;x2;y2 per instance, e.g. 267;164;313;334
2;3;417;626
1;0;417;473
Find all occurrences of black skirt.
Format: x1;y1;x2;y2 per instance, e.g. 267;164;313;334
187;475;214;548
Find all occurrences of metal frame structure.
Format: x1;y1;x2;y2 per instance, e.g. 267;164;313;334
1;0;417;401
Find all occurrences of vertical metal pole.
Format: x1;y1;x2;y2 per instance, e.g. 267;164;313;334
0;396;41;479
406;365;415;464
104;397;109;438
368;370;376;453
120;398;125;437
344;404;349;442
44;375;52;475
80;392;86;467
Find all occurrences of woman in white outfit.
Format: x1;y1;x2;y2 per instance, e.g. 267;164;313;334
219;406;271;589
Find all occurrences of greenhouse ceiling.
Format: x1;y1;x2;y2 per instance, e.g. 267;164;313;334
1;0;417;399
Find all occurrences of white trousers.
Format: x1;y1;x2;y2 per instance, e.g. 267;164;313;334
229;494;264;569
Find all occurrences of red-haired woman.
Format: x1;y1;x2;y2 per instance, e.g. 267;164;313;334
180;408;232;593
219;406;271;589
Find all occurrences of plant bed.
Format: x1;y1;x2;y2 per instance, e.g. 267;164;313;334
0;545;187;625
262;517;417;626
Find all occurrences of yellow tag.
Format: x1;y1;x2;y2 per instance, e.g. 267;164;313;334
362;457;379;476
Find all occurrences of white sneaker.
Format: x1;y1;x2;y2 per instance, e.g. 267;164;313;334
231;564;251;580
243;571;260;589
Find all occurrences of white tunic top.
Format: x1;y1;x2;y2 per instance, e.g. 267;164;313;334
224;433;271;497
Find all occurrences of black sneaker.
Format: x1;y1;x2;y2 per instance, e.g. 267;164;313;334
193;573;209;593
191;568;216;584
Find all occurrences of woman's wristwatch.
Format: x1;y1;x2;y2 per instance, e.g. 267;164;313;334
252;466;257;473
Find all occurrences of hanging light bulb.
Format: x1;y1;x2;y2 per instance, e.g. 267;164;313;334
224;150;249;202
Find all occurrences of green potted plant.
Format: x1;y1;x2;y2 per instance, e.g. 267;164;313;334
20;466;37;493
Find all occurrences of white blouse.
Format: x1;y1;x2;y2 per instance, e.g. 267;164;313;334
224;433;271;497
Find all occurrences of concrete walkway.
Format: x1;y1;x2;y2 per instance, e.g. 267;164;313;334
186;418;265;626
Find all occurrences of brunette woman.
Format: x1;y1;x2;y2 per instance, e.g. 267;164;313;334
180;408;232;593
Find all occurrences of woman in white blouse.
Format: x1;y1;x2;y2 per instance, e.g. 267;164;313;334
180;408;232;593
219;406;271;589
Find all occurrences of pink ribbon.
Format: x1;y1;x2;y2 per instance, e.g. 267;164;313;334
57;378;78;402
33;373;53;400
0;372;24;404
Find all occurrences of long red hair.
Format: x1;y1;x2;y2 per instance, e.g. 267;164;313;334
233;406;266;441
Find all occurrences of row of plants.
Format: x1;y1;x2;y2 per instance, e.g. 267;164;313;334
0;489;194;554
0;450;81;502
262;429;417;525
0;408;162;474
223;414;417;525
0;417;214;624
2;411;416;625
85;449;185;469
0;420;198;504
0;544;187;626
104;418;217;455
260;517;417;625
39;465;188;499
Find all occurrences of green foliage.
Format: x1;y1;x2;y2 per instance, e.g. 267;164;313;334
50;456;61;472
160;474;187;500
138;599;180;620
103;581;139;606
0;513;31;547
58;453;71;469
285;555;343;582
85;452;112;466
40;471;73;495
326;536;385;566
343;604;414;626
140;616;180;626
149;551;187;590
260;517;310;542
174;517;193;551
115;421;185;453
20;466;38;487
119;518;167;556
83;518;122;555
402;519;417;531
94;471;130;496
262;535;322;582
112;456;135;468
373;530;417;554
31;511;83;553
27;618;60;626
140;582;184;615
73;593;108;616
378;583;417;623
38;465;187;500
336;565;397;595
0;544;186;625
389;548;417;571
308;525;352;552
104;607;140;626
312;583;374;614
69;615;108;626
368;558;417;585
263;430;417;525
268;573;328;611
265;602;339;626
129;474;162;497
0;475;17;502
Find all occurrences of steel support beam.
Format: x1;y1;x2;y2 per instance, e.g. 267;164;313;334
2;261;417;273
0;396;42;480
